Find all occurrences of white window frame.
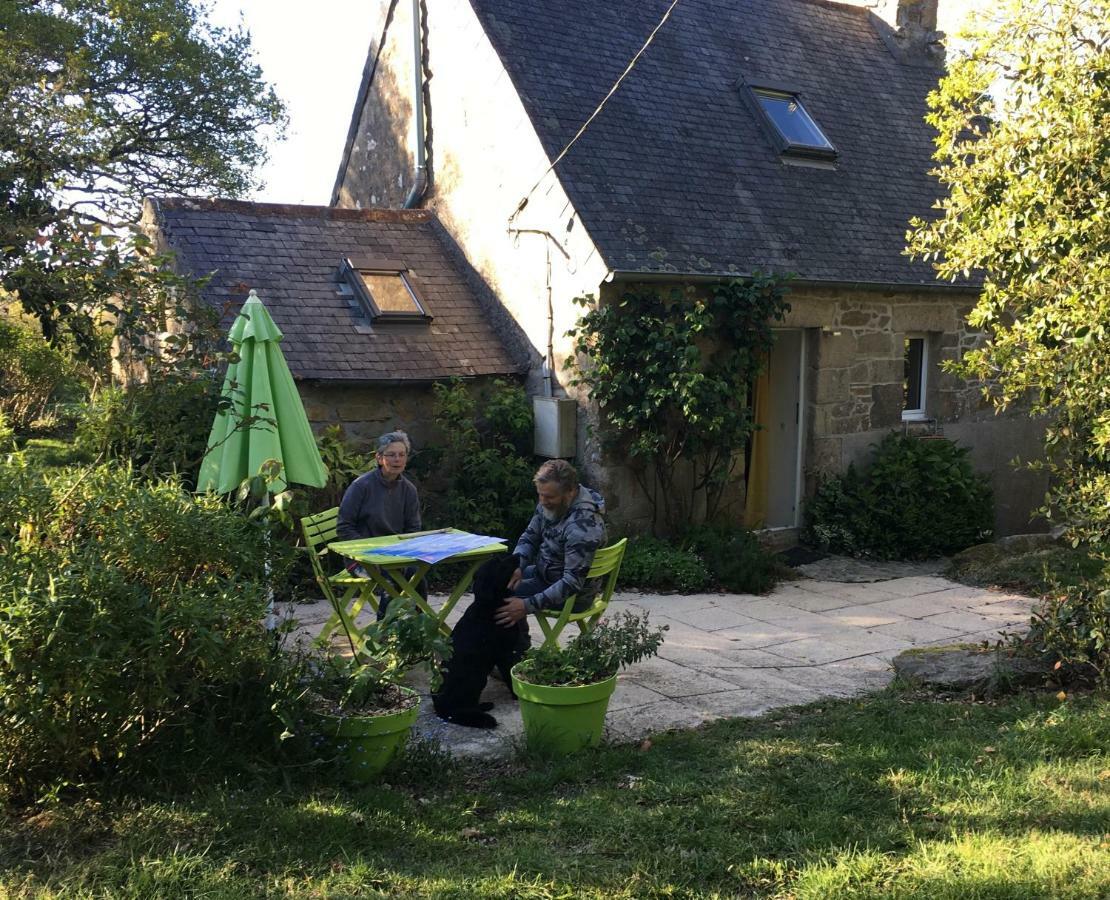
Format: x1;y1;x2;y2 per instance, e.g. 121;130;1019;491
902;334;929;421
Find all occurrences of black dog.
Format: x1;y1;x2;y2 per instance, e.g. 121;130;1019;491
432;554;530;728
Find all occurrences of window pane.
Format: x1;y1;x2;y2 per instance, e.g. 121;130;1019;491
755;91;833;150
904;337;924;411
358;272;422;314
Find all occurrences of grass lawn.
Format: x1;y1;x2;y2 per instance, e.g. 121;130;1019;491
1;688;1106;899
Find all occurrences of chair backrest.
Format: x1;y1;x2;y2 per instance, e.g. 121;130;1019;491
586;538;627;604
301;507;340;589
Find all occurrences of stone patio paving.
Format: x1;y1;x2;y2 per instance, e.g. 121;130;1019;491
278;564;1037;760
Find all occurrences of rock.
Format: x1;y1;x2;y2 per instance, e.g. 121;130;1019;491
893;646;1054;692
995;533;1058;551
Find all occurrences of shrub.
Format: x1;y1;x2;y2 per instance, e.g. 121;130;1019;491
0;315;84;432
621;535;711;592
1025;581;1109;687
514;611;667;686
411;379;536;541
0;461;300;800
76;375;220;487
683;525;783;594
804;433;994;560
306;424;376;511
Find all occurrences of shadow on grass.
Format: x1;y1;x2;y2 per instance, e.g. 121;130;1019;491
2;690;1107;898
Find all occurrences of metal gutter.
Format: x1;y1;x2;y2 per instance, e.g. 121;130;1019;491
603;269;980;294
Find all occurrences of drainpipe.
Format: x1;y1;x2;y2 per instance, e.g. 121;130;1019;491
507;228;571;396
403;0;428;208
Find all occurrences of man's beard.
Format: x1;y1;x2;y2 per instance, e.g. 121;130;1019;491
541;505;566;523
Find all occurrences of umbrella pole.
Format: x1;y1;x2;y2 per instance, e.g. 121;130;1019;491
263;491;276;630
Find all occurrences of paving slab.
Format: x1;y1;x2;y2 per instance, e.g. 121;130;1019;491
277;561;1038;761
821;603;909;628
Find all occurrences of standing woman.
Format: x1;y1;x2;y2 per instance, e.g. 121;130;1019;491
337;430;423;618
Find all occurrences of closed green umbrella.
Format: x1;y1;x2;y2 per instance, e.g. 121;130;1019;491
198;290;328;494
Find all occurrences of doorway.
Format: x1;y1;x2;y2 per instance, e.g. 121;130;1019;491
762;329;805;529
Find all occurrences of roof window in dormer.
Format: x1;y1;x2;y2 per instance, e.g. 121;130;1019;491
748;86;837;162
340;258;431;323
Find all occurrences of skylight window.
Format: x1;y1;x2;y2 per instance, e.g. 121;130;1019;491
340;258;431;323
743;83;838;162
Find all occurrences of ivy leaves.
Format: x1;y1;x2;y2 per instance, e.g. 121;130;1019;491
566;275;790;531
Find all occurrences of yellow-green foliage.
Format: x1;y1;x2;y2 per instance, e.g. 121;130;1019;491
907;0;1110;546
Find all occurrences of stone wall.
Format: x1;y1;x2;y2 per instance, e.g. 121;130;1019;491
784;285;1048;536
333;0;609;404
582;282;1048;537
297;375;518;454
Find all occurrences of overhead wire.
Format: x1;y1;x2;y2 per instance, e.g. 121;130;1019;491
507;0;683;224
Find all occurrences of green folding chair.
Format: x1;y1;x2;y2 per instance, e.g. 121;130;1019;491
534;538;628;649
301;507;379;646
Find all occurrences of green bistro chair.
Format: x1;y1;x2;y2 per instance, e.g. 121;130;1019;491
535;538;628;649
301;507;379;646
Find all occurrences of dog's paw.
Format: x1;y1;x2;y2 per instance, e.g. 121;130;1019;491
436;709;499;729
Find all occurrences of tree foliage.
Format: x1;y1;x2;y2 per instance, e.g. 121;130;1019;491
0;0;285;351
566;276;790;533
907;0;1110;545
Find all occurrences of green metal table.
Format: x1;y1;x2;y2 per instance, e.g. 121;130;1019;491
327;529;508;639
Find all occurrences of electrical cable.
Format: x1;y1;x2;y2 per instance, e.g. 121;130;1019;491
507;0;682;224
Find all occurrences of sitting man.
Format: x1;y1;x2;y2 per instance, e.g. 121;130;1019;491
433;459;606;727
495;459;608;630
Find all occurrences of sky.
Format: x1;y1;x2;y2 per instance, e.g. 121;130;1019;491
206;0;379;206
205;0;993;209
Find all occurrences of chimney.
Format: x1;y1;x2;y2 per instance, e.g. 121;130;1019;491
852;1;945;65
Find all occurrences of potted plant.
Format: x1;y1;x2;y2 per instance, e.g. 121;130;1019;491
308;599;449;782
510;611;667;754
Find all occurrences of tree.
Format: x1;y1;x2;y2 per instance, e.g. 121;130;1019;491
907;0;1110;546
0;0;286;352
566;276;790;533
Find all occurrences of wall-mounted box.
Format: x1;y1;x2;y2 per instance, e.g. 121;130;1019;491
533;396;576;458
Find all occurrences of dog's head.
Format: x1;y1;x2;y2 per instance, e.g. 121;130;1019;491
471;554;519;609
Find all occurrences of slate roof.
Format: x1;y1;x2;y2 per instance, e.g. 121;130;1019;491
469;0;952;287
147;198;523;382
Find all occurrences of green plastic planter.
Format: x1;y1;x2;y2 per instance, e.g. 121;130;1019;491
511;666;618;754
318;688;420;782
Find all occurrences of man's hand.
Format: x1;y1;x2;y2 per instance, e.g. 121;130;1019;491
507;567;523;590
494;596;527;627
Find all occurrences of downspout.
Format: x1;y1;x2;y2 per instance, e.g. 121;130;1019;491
403;0;428;208
507;228;571;396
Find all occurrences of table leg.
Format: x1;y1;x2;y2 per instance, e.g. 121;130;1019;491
434;557;488;631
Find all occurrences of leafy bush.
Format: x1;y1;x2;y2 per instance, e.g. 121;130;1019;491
683;525;783;594
411;379;535;541
307;424;376;511
0;315;84;432
76;375;220;487
0;461;300;800
0;410;13;451
309;598;449;714
1025;581;1109;687
621;536;711;592
514;611;667;687
804;433;994;560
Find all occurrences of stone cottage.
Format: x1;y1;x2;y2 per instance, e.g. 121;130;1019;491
327;0;1046;536
152;0;1046;537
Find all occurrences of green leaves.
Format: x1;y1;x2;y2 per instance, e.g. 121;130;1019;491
515;611;667;687
906;0;1110;546
1;0;285;358
566;276;790;532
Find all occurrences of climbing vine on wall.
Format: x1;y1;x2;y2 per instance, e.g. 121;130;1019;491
566;275;791;533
